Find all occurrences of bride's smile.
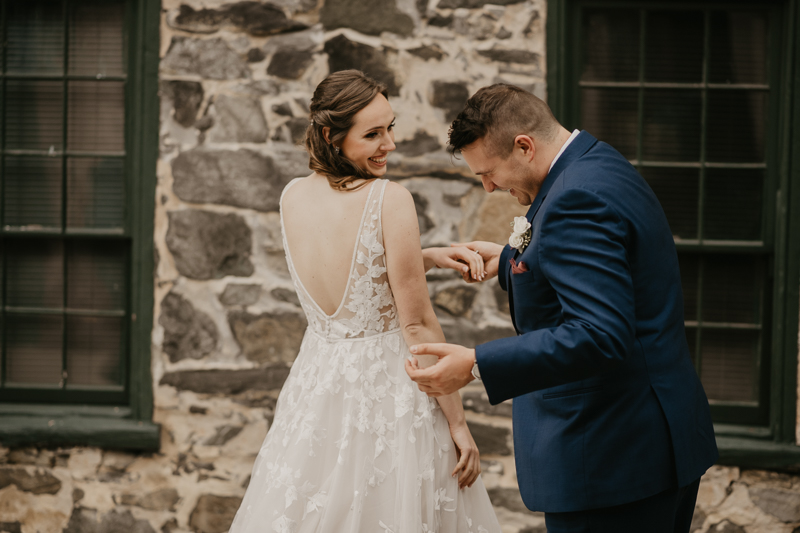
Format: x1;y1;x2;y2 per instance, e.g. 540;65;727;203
337;92;396;176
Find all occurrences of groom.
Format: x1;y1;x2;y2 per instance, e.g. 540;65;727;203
409;84;718;532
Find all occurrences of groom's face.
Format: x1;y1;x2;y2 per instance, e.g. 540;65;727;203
461;136;542;206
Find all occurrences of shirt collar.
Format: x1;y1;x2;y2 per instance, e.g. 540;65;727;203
548;129;581;174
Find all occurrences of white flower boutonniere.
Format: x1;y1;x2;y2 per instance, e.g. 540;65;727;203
509;216;532;253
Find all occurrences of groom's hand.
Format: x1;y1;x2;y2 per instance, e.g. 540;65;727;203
404;343;475;396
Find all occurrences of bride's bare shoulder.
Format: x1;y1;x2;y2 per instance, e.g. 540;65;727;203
281;173;321;207
381;181;418;234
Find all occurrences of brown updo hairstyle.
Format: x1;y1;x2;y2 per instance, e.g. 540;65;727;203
304;70;389;191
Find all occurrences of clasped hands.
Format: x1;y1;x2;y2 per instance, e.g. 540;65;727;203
406;241;503;396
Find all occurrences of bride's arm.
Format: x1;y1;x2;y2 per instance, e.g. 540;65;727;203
382;182;481;489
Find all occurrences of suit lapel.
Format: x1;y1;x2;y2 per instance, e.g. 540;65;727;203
524;131;599;228
506;131;599;331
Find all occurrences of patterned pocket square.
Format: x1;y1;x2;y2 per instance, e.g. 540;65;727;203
510;258;529;274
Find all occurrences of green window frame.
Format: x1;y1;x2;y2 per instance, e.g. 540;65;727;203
0;0;160;450
548;0;800;466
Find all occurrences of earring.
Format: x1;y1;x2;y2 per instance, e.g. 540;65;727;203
333;145;340;155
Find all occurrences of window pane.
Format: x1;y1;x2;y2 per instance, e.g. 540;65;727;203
702;255;760;324
67;241;126;310
580;88;638;160
645;10;704;83
700;329;758;402
709;11;769;85
679;254;699;321
6;81;63;150
67;158;125;229
7;1;63;75
641;167;699;239
704;168;764;241
706;90;767;163
581;9;639;82
5;314;63;385
66;316;121;386
4;156;62;229
67;81;125;152
642;90;702;162
69;1;126;77
6;240;63;309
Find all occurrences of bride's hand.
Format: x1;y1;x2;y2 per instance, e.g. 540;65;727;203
449;422;481;489
451;241;503;282
421;246;485;281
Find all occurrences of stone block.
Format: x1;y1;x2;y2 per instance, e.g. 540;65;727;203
707;521;745;533
246;48;265;62
488;487;534;514
159;292;219;363
430;81;470;123
462;389;512;418
466;420;511;455
321;0;414;37
0;466;61;495
477;47;541;65
324;35;400;96
228;310;307;364
267;48;314;79
162;37;249;80
272;102;293;117
206;94;268;143
437;0;524;7
161;81;204;128
271;287;301;307
395;130;442;157
286;117;310;144
63;508;157;533
411;191;435;234
6;448;54;467
169;2;307;37
160;366;291;395
120;488;180;512
434;285;478;316
172;149;291;212
407;44;446;61
189;494;242;533
166;209;254;280
453;12;496;40
204;425;244;446
749;486;800;522
0;522;21;533
219;284;262;306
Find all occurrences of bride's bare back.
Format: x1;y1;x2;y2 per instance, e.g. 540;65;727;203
281;174;376;316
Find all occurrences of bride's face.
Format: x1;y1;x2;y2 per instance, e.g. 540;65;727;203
339;94;396;177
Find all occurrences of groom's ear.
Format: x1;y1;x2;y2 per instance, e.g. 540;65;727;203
322;126;332;145
513;134;536;162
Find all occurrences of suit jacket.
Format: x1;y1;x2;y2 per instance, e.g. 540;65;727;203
475;131;718;513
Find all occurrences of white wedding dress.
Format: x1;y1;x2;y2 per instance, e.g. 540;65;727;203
229;178;501;533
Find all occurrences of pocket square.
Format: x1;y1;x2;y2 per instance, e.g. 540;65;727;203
510;258;529;274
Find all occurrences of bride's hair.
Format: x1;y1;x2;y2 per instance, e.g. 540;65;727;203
304;70;389;191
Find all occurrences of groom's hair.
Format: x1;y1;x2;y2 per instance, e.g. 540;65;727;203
448;84;560;158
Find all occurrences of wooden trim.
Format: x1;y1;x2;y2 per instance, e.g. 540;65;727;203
0;416;159;450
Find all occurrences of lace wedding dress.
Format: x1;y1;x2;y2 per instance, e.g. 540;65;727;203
228;178;501;533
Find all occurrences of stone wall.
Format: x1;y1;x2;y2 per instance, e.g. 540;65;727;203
1;1;800;532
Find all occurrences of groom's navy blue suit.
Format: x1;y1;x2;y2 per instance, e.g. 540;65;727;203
474;131;718;514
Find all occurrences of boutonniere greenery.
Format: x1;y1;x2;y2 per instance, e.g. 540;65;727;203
509;216;532;253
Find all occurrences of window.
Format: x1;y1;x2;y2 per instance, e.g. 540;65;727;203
0;0;160;449
548;0;800;456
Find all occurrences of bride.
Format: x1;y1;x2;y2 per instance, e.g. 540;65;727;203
228;69;502;533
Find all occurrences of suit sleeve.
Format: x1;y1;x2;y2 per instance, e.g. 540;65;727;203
475;187;636;405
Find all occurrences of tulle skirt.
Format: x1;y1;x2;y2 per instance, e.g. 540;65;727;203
229;328;501;533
